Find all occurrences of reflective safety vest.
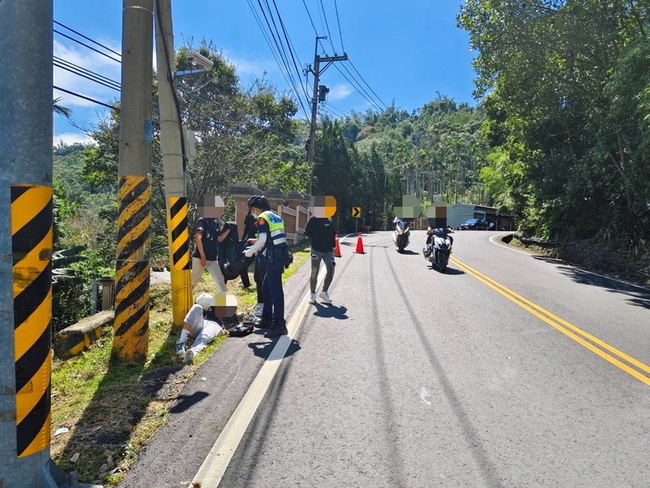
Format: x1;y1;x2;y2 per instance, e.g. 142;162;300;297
258;210;288;248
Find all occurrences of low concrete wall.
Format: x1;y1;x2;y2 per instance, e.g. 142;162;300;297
53;310;114;359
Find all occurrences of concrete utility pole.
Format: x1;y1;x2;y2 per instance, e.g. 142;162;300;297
0;1;96;486
154;0;192;328
113;0;154;360
306;36;347;195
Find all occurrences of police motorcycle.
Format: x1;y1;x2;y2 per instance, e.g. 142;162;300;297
392;218;410;253
423;227;453;272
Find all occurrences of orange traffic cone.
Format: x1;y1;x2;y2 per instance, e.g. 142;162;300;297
334;234;342;257
354;233;365;254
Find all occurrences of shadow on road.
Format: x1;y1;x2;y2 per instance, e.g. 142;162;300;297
247;337;301;359
534;256;650;310
397;249;420;255
169;391;210;414
312;303;348;320
426;265;464;276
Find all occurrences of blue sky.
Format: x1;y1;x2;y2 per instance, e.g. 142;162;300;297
53;0;477;145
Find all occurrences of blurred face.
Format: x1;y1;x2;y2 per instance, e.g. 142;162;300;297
199;194;225;218
309;195;337;218
213;293;238;317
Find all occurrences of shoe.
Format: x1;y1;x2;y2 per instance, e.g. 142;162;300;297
253;303;264;317
182;349;195;364
319;291;332;303
175;341;185;356
308;293;316;304
264;325;288;337
254;317;275;329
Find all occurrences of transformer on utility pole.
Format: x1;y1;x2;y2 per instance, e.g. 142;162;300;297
306;36;347;196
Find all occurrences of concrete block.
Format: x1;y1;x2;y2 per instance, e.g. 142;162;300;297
54;311;114;359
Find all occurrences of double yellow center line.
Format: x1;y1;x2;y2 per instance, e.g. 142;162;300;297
452;257;650;386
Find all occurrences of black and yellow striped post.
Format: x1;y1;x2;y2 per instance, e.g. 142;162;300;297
113;0;154;360
113;176;152;359
11;186;53;461
168;197;192;327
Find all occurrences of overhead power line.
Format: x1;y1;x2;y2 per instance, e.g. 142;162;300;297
54;56;121;91
270;0;310;100
53;29;121;63
53;19;122;111
246;0;310;118
54;20;121;57
347;59;387;109
318;0;337;54
334;62;385;112
333;0;345;53
53;85;118;111
301;0;318;35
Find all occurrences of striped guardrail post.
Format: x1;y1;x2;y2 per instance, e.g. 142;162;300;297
168;197;192;327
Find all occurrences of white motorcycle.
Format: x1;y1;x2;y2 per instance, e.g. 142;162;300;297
393;220;410;253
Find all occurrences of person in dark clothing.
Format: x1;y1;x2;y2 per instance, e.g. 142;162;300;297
242;210;264;314
219;221;251;288
304;215;336;304
191;214;230;293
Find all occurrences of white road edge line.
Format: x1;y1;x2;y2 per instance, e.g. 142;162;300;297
189;250;333;488
489;232;534;255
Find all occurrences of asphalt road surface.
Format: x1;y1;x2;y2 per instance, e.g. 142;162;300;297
119;230;650;488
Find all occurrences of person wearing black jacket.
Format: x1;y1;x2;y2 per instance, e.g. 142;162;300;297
191;214;230;293
242;210;264;315
304;216;336;304
219;221;251;288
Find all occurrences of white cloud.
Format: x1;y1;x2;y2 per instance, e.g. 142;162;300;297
328;83;353;101
53;132;95;146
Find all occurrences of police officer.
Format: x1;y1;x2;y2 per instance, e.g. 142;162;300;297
244;195;289;337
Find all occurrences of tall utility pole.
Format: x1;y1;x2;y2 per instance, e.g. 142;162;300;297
154;0;192;328
113;0;154;360
306;36;347;195
0;2;54;484
1;1;94;486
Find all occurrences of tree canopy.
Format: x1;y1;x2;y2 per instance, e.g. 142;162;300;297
459;0;650;245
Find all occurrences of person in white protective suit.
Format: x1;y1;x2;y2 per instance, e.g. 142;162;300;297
175;293;229;364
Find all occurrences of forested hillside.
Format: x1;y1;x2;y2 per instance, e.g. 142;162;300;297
459;0;650;249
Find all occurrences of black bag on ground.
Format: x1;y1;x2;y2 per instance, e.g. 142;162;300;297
227;323;254;337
